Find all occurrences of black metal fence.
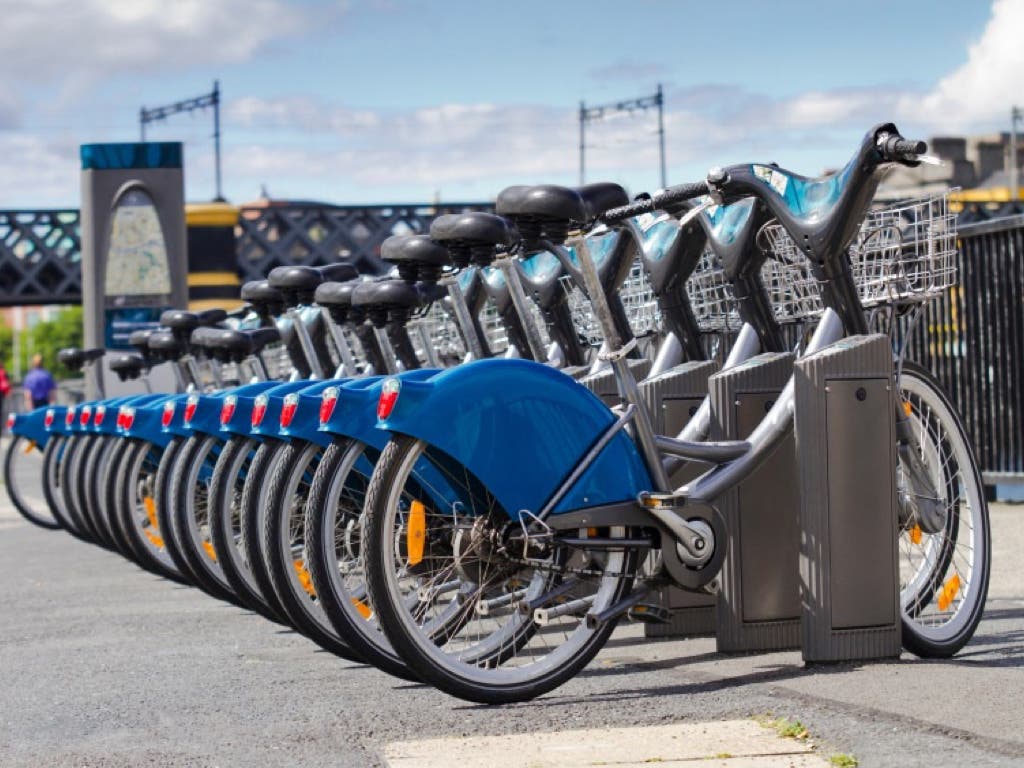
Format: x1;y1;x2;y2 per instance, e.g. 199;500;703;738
235;202;492;282
906;214;1024;483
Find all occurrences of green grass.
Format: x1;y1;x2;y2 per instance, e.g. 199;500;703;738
829;754;858;767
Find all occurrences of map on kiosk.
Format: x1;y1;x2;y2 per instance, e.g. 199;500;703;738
105;186;172;301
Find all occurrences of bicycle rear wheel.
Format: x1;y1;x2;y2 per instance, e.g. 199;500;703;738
897;364;990;658
4;435;60;529
364;434;641;704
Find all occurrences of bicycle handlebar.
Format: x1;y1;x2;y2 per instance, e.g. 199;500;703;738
877;133;927;163
601;181;711;224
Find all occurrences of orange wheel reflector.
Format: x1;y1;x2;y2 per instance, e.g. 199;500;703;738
407;500;426;566
903;400;913;417
143;496;159;530
910;524;922;545
351;597;372;619
144;529;165;549
202;540;218;562
22;439;36;455
293;559;315;596
586;527;598;537
937;573;961;612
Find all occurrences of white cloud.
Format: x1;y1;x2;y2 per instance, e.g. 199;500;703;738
911;0;1024;129
0;0;304;84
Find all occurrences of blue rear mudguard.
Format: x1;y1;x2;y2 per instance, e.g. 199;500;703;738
318;369;440;449
9;407;53;447
377;359;652;520
217;380;294;438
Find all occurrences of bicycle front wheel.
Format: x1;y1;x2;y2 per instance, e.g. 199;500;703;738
897;363;990;658
364;434;641;704
4;435;61;529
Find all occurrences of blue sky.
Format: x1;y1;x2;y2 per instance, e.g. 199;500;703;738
0;0;1016;207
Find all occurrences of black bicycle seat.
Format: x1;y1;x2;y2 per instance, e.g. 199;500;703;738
430;212;514;268
352;279;421;327
380;234;451;281
160;308;227;331
147;330;185;362
241;280;287;317
56;347;106;372
108;353;146;382
497;184;586;246
577;183;629;220
269;263;360;305
315;279;367;325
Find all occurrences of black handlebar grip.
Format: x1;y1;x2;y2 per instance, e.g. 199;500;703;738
601;181;710;224
894;138;927;157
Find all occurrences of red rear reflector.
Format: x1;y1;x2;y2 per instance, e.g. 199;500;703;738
120;407;136;430
319;387;339;425
65;408;75;427
162;401;175;428
6;414;15;430
251;394;268;427
280;393;299;428
184;395;199;424
94;406;105;426
79;406;91;426
377;378;401;420
220;395;237;425
44;409;55;429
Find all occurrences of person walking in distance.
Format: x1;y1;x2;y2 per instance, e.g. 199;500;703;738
0;361;10;432
23;354;56;411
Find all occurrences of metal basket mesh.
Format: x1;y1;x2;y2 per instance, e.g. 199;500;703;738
850;191;958;307
686;247;741;331
758;190;957;320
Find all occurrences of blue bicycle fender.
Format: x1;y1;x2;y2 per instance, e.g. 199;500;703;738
249;379;322;439
319;370;440;449
276;379;353;447
218;380;291;437
9;407;52;447
378;359;652;519
122;395;179;448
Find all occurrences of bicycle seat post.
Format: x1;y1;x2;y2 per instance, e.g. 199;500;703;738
566;233;670;491
320;305;359;376
440;272;486;361
491;252;549;362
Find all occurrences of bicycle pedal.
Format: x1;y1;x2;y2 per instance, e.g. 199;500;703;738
627;603;671;624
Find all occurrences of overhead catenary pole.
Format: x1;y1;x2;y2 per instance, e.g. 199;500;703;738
578;85;667;189
1011;105;1021;203
139;80;224;201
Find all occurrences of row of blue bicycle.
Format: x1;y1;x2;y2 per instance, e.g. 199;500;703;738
5;122;990;704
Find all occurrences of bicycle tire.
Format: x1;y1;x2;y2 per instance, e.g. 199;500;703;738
3;435;61;529
239;440;293;623
111;438;187;582
364;434;641;704
261;439;362;661
168;434;240;603
209;436;284;622
897;363;990;658
41;435;85;537
305;438;415;679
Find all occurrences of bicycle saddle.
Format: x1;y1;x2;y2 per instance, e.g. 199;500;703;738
108;353;147;382
577;183;630;221
160;308;228;331
430;213;515;267
380;234;451;282
352;279;421;327
56;347;105;372
146;330;186;362
497;184;586;246
269;263;359;305
241;280;287;318
314;279;368;325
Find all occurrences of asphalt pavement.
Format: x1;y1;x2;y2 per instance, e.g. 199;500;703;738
0;480;1021;767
